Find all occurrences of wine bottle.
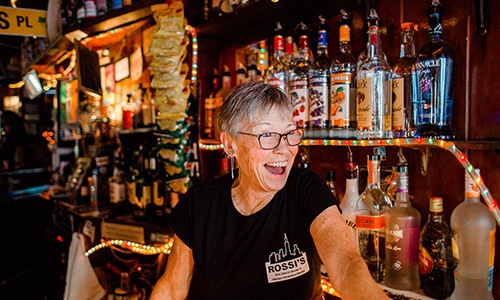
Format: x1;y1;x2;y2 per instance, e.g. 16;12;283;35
451;170;495;300
384;164;421;290
339;152;359;241
356;9;392;139
392;22;417;138
326;169;339;204
309;15;330;131
356;155;393;282
413;0;455;139
265;22;287;93
289;22;311;129
419;196;455;299
330;9;357;139
204;69;222;139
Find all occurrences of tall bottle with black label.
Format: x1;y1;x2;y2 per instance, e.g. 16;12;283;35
309;15;330;132
356;155;393;282
392;22;417;138
419;196;455;299
289;22;311;129
356;9;392;139
451;170;495;300
331;9;357;138
385;164;421;290
413;0;455;139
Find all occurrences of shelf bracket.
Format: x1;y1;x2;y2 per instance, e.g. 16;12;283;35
419;147;431;176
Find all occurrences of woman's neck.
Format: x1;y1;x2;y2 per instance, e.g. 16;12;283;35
231;180;276;216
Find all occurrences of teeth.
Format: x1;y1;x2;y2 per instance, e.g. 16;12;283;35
267;162;287;167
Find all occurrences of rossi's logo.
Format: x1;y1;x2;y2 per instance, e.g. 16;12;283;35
265;234;310;283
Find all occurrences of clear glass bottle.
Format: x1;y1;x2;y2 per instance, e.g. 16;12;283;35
451;170;495;300
392;22;417;138
265;22;287;93
413;0;455;139
419;196;455;299
309;15;330;132
357;9;386;71
289;22;311;129
356;9;392;139
330;9;357;139
356;155;393;282
340;152;359;241
384;164;421;290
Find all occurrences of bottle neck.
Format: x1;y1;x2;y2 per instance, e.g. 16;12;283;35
367;160;381;187
366;26;383;58
316;30;328;55
429;211;444;223
338;25;352;53
298;35;309;59
400;30;416;58
345;177;359;193
274;35;285;60
395;173;410;206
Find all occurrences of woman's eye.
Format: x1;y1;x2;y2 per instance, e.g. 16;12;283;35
260;132;273;138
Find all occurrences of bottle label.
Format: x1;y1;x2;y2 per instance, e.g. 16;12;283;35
109;181;126;203
289;80;308;127
330;73;351;127
392;78;404;130
142;185;151;205
386;225;420;267
267;77;286;92
418;246;434;275
274;35;284;51
357;78;373;129
465;175;480;198
415;58;453;126
317;30;327;47
339;25;350;42
356;214;385;230
299;35;309;50
309;75;329;127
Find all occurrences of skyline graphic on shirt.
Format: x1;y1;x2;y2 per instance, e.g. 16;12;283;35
268;234;303;264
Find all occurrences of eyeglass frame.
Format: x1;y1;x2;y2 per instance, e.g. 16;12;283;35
237;128;304;150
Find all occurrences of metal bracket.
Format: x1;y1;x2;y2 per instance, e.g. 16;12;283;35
419;147;431;176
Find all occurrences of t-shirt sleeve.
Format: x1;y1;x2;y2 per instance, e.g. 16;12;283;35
297;169;339;228
169;188;195;248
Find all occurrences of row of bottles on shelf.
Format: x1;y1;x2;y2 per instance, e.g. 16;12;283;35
61;0;143;28
203;0;455;141
324;152;495;298
121;87;156;130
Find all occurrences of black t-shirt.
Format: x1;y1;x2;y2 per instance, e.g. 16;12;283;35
170;167;338;300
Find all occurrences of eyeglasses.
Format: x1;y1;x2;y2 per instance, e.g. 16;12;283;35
237;129;304;150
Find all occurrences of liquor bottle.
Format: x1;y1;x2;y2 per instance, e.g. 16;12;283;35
67;0;77;27
419;196;455;299
309;16;330;133
236;63;247;86
95;0;107;16
84;0;97;18
265;22;287;93
355;155;393;282
283;36;296;74
450;170;495;300
130;146;146;219
76;0;86;23
204;69;222;139
289;22;311;129
357;9;392;139
413;0;455;139
326;170;339;204
392;22;417;138
142;149;153;218
150;152;165;219
214;65;232;138
339;152;359;241
330;9;357;138
112;0;122;10
246;43;260;82
384;164;421;290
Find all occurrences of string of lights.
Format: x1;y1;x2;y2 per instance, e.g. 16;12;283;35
85;238;174;257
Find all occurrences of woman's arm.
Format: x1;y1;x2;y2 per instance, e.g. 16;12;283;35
310;206;390;300
150;234;194;300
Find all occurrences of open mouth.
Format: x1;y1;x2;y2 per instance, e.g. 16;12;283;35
265;161;287;175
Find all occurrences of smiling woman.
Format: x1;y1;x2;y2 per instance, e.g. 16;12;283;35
150;81;390;300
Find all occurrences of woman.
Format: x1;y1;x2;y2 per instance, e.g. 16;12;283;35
151;82;389;299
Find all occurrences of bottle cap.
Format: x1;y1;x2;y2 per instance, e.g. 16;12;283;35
368;155;380;161
339;9;352;27
429;196;443;212
401;22;414;31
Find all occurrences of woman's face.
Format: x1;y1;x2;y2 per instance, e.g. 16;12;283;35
233;106;299;193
